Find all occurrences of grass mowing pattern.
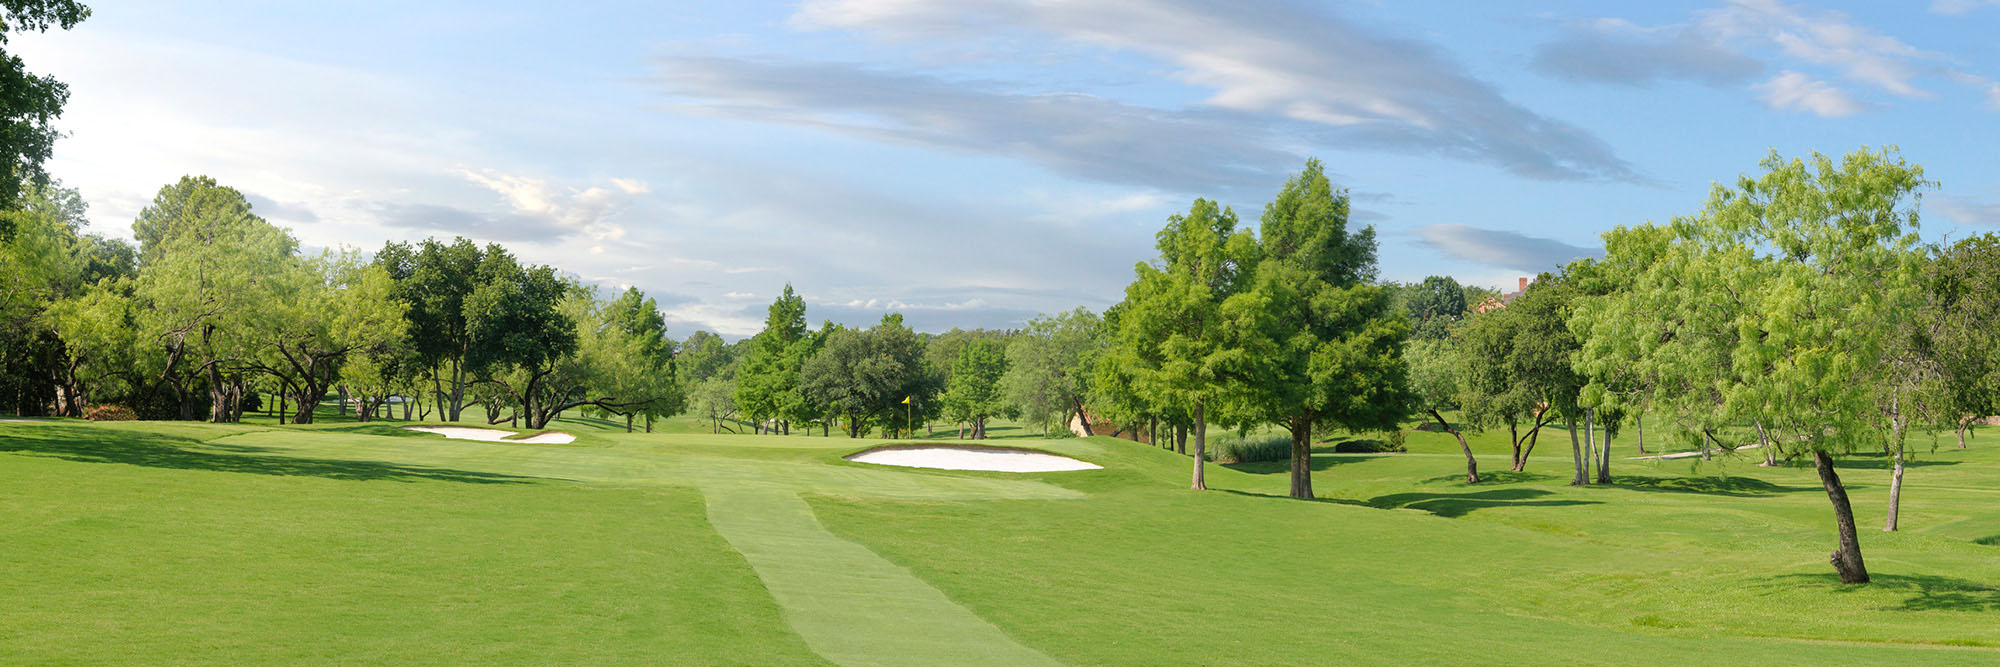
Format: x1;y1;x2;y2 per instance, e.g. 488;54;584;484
704;486;1059;667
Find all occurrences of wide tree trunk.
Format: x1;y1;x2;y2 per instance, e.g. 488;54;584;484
626;414;634;433
1287;415;1313;499
1190;400;1207;491
1812;450;1870;584
1567;414;1586;486
292;390;316;424
1175;424;1187;455
1432;409;1479;484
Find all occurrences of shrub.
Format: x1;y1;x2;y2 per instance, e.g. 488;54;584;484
1206;434;1292;463
84;405;138;421
1331;437;1403;453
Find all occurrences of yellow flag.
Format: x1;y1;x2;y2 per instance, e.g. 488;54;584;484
901;396;911;405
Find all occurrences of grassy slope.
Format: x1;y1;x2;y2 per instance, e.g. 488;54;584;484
4;412;1998;664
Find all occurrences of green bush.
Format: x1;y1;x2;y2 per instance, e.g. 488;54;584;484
1206;434;1292;463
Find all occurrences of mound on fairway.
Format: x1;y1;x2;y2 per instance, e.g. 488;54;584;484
845;444;1102;472
403;426;576;444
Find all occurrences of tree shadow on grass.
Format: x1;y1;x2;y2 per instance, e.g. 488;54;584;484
1832;453;1962;471
1764;573;2000;612
1224;454;1384;475
1608;475;1816;497
0;424;536;485
1212;488;1373;508
1366;488;1600;518
1419;470;1561;486
301;423;435;438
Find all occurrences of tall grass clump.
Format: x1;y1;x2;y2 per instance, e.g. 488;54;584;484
1205;434;1292;463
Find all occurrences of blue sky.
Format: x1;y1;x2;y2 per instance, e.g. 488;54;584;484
16;0;2000;337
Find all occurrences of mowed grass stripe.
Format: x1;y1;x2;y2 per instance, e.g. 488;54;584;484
703;486;1061;667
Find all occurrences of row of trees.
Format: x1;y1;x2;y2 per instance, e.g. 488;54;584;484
1405;148;1997;586
0;176;684;430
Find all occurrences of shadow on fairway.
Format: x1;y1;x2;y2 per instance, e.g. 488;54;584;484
1367;488;1600;518
1608;475;1816;497
1421;470;1561;485
1766;573;2000;613
0;424;535;485
1832;453;1962;471
1223;453;1385;475
1213;488;1374;508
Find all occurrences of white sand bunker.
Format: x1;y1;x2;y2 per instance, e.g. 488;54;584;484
846;445;1102;472
403;426;576;444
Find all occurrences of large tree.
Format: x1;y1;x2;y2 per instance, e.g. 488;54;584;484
132;176;295;421
584;287;686;432
1405;275;1468;340
800;314;932;438
375;237;487;421
1580;148;1930;584
250;251;407;424
1235;159;1416;499
1102;198;1258;490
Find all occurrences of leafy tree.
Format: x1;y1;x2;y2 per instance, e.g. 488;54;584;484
1408;338;1479;483
0;0;90;209
800;314;933;438
1233;159;1416;499
251;250;407;424
584;287;685;432
1578;148;1930;584
375;237;486;421
1456;297;1560;474
1916;235;2000;450
1002;307;1102;437
1102;198;1258;490
942;339;1008;439
132;176;295;421
1406;275;1468;340
736;284;809;433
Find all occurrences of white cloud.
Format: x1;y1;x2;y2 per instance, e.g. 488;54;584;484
1756;70;1867;116
1935;197;2000;225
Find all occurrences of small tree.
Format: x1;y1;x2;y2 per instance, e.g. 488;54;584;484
1408;338;1479;483
942;340;1009;439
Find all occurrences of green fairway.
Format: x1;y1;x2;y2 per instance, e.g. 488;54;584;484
5;417;1999;664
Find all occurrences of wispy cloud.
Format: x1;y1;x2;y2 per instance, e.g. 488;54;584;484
760;0;1640;183
1412;224;1602;274
1534;1;1991;113
1935;197;2000;226
1756;70;1867;117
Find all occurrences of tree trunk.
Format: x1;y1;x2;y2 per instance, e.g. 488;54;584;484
292;390;315;425
1957;417;1969;450
278;392;288;425
1190;400;1207;491
1885;410;1907;532
1567;414;1586;486
1591;409;1610;485
1635;414;1645;454
1582;409;1597;483
338;385;349;417
1755;421;1777;467
626;413;634;433
1508;421;1522;471
1812;450;1870;584
1175;424;1187;455
1701;429;1714;461
1287;415;1313;499
1432;409;1479;484
1073;400;1093;437
646;414;653;433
